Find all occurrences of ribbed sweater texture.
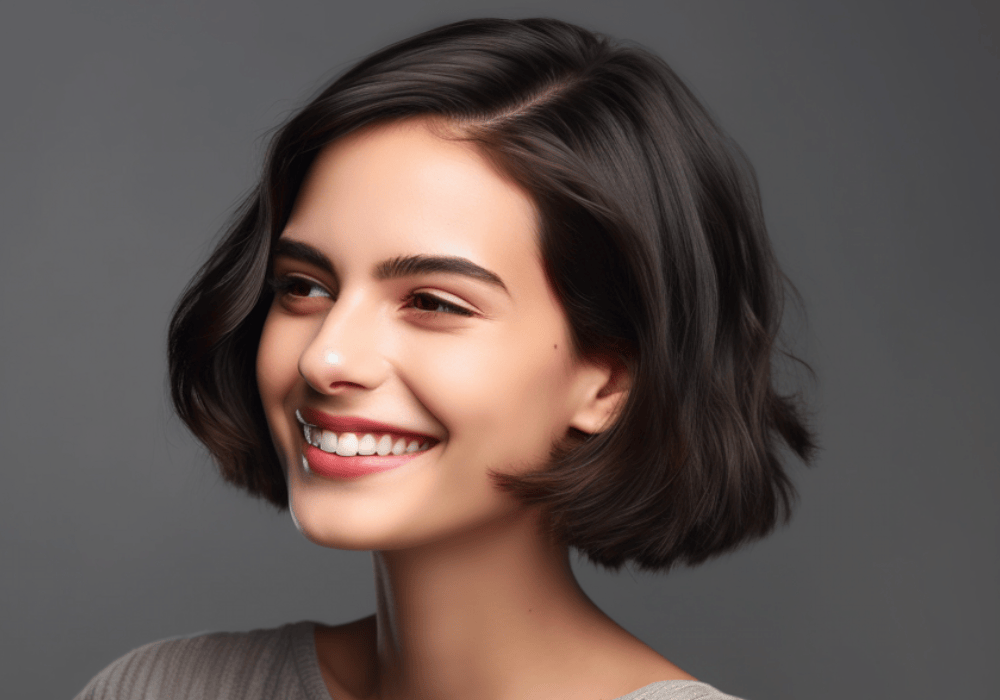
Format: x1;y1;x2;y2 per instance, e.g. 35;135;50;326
74;621;743;700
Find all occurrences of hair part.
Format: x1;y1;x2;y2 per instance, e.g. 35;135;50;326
168;17;815;571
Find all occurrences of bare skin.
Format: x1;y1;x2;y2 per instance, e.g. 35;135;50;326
314;508;693;700
257;120;694;700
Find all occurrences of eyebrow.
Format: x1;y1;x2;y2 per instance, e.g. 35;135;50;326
271;239;508;293
272;239;334;274
375;255;508;292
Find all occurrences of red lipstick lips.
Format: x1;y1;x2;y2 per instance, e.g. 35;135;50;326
297;407;438;479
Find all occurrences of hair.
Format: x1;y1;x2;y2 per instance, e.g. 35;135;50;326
168;17;815;571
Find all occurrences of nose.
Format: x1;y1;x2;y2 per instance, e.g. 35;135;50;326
298;292;390;394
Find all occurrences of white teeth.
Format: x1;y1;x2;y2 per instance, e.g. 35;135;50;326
295;409;305;424
301;453;311;474
320;430;337;453
336;433;359;457
304;420;433;456
376;434;393;456
357;434;377;455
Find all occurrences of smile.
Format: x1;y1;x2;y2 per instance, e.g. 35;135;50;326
295;409;434;457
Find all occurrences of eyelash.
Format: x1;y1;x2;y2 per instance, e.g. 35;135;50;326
267;275;475;317
267;275;331;299
404;292;475;317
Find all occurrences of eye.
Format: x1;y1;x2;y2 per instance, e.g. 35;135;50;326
405;291;475;317
268;275;332;300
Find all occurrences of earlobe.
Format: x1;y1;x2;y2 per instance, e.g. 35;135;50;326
568;357;630;435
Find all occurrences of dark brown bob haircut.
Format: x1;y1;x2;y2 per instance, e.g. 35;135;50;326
168;17;815;571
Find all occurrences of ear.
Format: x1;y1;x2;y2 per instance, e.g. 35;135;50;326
568;355;631;435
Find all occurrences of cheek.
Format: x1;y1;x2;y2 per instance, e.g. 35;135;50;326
256;311;301;409
400;322;576;461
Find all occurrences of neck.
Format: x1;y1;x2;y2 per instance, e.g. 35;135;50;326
369;507;614;700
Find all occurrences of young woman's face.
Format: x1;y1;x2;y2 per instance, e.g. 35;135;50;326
256;120;612;551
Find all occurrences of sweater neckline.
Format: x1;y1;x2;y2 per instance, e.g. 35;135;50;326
288;620;715;700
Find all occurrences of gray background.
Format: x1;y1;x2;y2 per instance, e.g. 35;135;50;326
1;1;997;698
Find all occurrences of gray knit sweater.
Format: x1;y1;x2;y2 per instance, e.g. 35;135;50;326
74;622;743;700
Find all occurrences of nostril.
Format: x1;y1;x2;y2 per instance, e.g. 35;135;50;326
328;380;365;391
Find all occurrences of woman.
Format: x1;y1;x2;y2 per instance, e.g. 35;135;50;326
77;18;814;700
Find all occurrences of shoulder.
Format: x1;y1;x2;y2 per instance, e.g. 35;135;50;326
73;621;322;700
619;680;746;700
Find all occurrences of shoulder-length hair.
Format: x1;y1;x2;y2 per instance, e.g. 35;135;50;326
168;17;815;571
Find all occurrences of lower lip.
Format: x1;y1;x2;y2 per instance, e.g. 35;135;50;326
301;444;425;479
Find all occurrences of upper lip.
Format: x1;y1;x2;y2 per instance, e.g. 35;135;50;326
297;407;439;442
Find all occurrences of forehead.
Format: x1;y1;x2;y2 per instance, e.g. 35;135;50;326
284;120;542;288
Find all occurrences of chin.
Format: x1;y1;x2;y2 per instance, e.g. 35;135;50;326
286;478;399;551
286;478;526;556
